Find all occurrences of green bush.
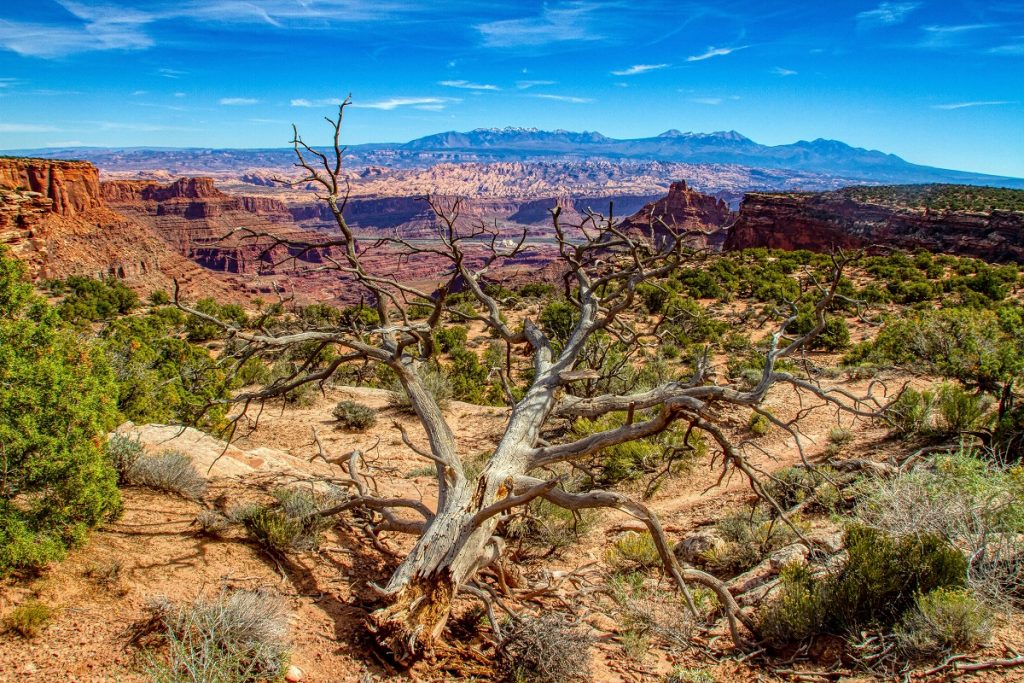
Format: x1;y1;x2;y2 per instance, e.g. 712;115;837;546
748;412;771;436
0;250;122;574
896;588;992;658
505;499;595;554
236;488;335;553
757;526;968;647
57;275;138;323
331;400;377;431
936;384;991;434
703;510;801;576
538;299;579;346
6;600;54;638
607;532;664;571
829;525;967;632
886;388;935;436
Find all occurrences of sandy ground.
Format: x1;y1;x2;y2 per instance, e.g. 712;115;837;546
2;370;1022;682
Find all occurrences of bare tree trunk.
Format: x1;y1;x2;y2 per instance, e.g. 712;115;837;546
369;375;560;662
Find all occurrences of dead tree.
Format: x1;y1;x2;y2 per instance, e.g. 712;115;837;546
177;98;887;664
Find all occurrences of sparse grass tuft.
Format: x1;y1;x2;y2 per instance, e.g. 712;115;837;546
666;667;716;683
6;600;53;638
194;510;232;537
748;412;771;437
606;532;664;571
127;450;207;500
142;589;289;683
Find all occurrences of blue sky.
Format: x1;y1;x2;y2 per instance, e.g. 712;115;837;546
0;1;1022;176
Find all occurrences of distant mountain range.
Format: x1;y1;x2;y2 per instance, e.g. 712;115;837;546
6;127;1022;189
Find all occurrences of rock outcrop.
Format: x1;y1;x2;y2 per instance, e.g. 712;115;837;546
725;191;1024;262
618;180;736;249
0;157;242;298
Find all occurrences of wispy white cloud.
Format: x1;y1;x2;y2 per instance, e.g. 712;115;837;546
0;17;153;58
352;97;455;110
610;63;669;76
476;3;603;48
919;23;997;49
290;97;347;107
932;100;1013;110
690;97;723;105
219;97;259;105
772;66;797;76
989;42;1024;55
531;94;593;104
856;2;920;28
0;123;61;133
516;79;555;89
686;45;748;62
159;68;187;78
438;79;499;91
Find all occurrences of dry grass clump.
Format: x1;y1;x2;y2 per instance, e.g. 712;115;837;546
499;611;594;683
106;433;145;484
126;450;207;500
140;589;290;683
5;600;53;638
194;510;232;537
606;532;664;571
607;572;709;656
387;366;452;413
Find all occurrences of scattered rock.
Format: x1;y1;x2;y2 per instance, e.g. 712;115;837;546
284;664;304;682
674;529;726;566
768;543;810;571
806;530;843;554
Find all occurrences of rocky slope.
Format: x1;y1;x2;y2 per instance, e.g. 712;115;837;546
618;180;735;250
725;190;1024;262
103;176;331;274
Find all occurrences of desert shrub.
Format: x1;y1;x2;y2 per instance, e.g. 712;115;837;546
267;361;320;407
6;600;53;638
748;412;771;436
763;466;843;512
607;532;663;571
608;572;710;656
896;588;992;658
101;313;229;431
858;448;1024;605
434;325;468;353
194;510;232;537
826;525;967;632
886;388;935;436
387;364;453;413
143;590;289;683
57;275;138;323
149;290;172;306
703;510;802;576
936;384;991;434
445;347;491;405
517;282;555;299
505;499;595;554
570;414;702;487
106;433;146;485
538;299;578;347
185;298;248;342
828;427;854;447
790;309;850;351
756;564;826;648
758;526;968;646
231;357;271;388
236;488;335;553
0;250;122;574
85;558;125;587
331;400;377;431
127;451;207;500
499;611;593;683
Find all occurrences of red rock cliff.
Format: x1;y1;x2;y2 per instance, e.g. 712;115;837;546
725;192;1024;262
0;158;102;216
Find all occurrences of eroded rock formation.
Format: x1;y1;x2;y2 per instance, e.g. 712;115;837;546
618;181;736;249
724;191;1024;262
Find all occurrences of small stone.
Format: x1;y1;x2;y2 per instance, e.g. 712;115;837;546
23;662;38;674
674;529;726;566
284;664;304;682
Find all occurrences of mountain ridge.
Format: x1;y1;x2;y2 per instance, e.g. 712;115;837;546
4;127;1022;189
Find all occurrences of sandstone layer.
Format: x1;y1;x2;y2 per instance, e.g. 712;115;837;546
725;191;1024;262
618;180;736;250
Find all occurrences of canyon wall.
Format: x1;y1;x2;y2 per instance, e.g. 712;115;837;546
725;192;1024;262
